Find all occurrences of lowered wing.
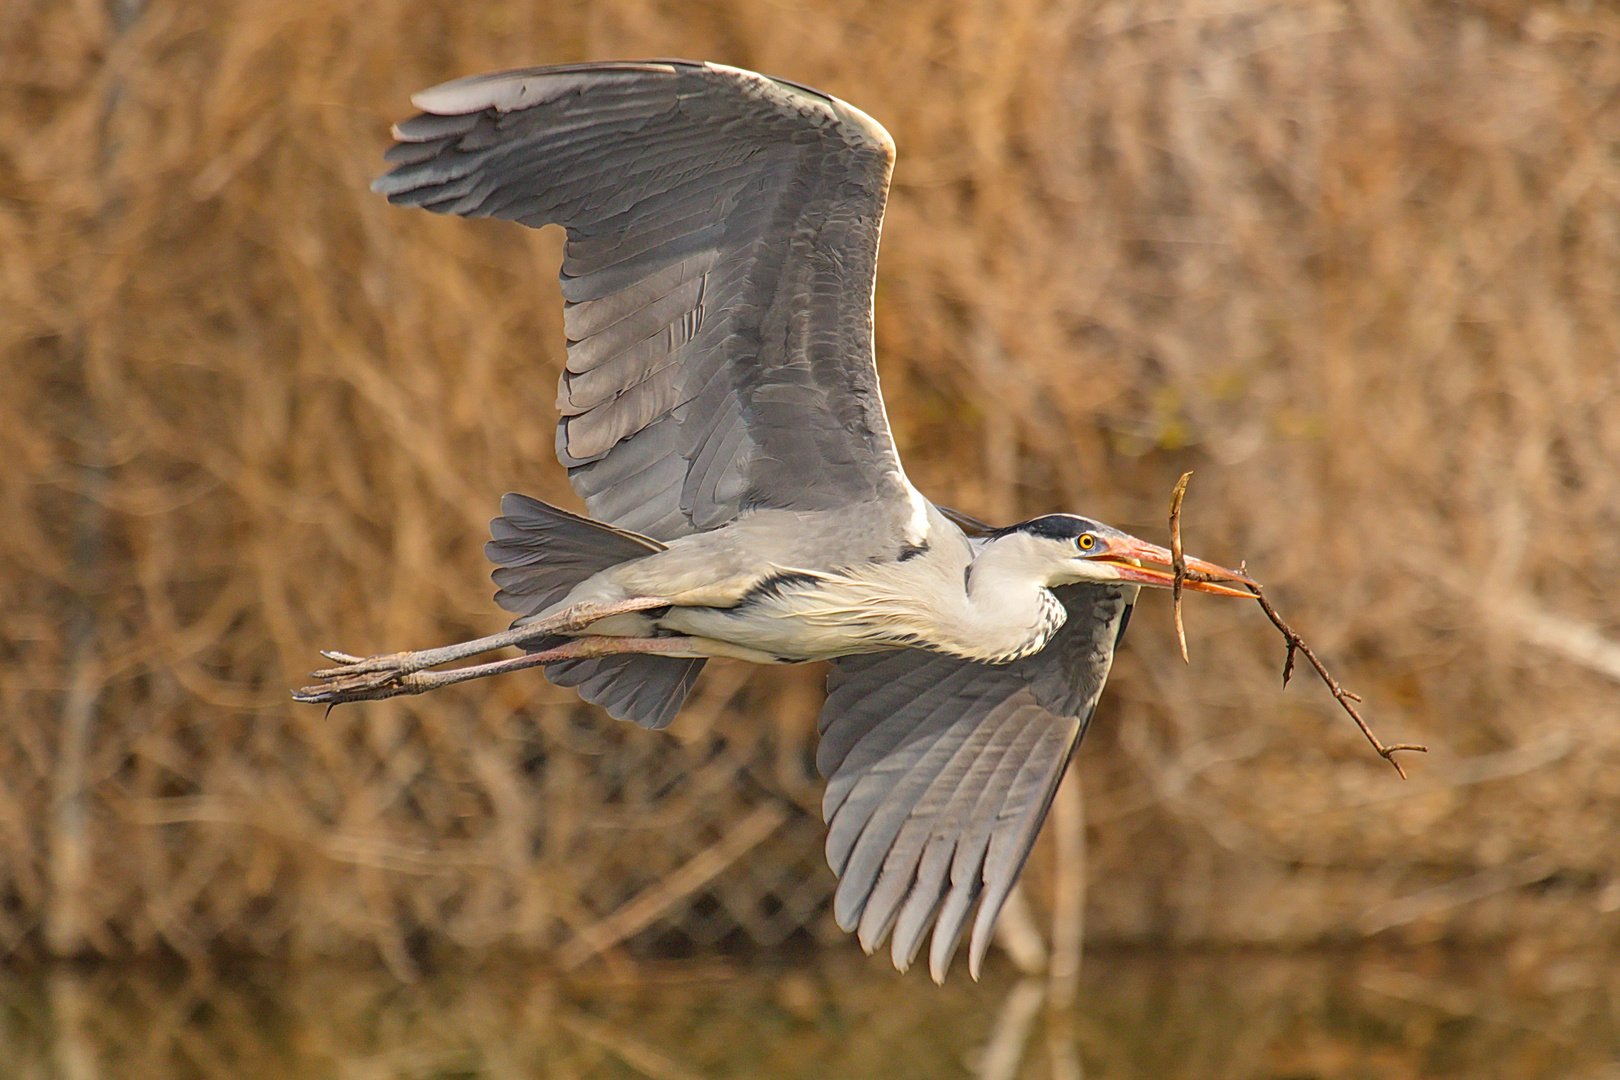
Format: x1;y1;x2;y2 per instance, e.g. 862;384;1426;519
818;582;1135;981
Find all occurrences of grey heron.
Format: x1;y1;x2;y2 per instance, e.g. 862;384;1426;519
297;61;1257;981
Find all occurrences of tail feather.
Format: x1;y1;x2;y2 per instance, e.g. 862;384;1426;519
486;493;706;729
486;493;661;617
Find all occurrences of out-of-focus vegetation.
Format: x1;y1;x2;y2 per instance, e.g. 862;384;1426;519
3;0;1617;972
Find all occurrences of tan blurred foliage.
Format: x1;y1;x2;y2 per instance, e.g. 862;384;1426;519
2;0;1618;968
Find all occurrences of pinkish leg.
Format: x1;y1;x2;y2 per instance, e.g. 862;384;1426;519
293;633;702;706
302;596;676;680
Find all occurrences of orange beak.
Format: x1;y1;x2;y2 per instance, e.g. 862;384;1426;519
1086;534;1257;597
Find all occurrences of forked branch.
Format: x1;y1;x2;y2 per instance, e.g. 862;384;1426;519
1169;478;1427;777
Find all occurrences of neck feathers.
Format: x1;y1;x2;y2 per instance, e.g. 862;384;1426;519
946;540;1066;662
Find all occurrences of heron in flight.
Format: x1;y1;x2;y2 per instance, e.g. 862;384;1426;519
297;61;1256;981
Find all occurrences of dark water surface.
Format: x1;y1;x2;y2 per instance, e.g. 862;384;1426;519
4;943;1617;1079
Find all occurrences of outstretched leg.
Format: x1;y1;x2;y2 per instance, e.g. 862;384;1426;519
309;596;675;677
293;633;705;706
293;596;676;696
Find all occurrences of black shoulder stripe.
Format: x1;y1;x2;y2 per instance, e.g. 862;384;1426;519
733;570;824;609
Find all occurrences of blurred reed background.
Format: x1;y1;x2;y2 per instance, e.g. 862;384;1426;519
3;0;1618;978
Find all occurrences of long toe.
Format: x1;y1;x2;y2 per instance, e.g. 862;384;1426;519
310;653;412;679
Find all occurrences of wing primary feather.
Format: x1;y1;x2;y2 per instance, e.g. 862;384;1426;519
821;660;984;838
834;711;966;933
965;717;1085;981
852;676;1020;952
890;836;953;971
925;699;1050;980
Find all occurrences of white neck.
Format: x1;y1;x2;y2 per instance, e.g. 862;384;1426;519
924;535;1068;663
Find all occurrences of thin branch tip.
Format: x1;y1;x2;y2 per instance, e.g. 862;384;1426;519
1254;584;1422;775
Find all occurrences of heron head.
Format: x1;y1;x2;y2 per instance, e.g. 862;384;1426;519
997;515;1256;596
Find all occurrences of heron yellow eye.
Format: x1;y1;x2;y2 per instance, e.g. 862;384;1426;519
1078;534;1095;550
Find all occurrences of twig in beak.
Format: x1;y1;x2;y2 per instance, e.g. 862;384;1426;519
1168;471;1192;664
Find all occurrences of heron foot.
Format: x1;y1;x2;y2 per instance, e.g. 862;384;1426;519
292;663;423;704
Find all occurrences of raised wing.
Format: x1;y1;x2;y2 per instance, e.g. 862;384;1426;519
818;583;1135;982
374;61;914;542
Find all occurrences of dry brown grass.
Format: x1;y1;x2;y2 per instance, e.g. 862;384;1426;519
3;0;1618;967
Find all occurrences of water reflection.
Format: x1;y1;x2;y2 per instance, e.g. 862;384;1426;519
7;944;1618;1079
